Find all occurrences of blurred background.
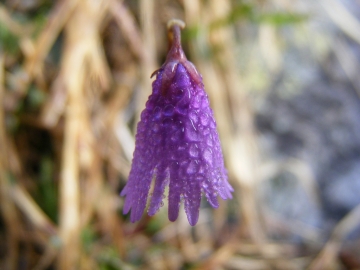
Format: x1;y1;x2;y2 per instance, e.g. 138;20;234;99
1;0;360;269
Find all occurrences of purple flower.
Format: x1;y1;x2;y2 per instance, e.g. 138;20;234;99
121;19;233;226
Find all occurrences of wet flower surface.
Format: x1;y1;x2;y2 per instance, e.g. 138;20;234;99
121;19;233;226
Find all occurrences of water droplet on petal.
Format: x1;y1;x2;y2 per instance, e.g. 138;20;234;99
189;111;199;124
153;134;162;144
152;123;160;132
201;96;210;109
162;118;173;127
192;95;201;109
203;127;210;135
203;149;213;165
185;124;199;141
141;110;149;122
200;113;209;126
173;88;184;100
187;160;199;174
146;99;155;110
189;144;199;157
164;104;175;116
171;129;183;141
176;98;189;115
206;136;213;146
210;118;216;128
152;106;162;121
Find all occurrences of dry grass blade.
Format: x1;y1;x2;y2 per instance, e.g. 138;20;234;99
139;0;157;114
225;256;270;270
308;204;360;270
57;5;83;270
4;138;59;265
0;52;20;270
24;0;79;80
259;24;282;73
102;78;134;163
96;188;125;256
42;0;111;127
11;184;58;235
41;75;67;126
0;4;29;36
197;242;236;269
0;54;5;175
263;210;323;244
321;0;360;45
332;38;360;98
110;0;143;59
33;243;58;270
59;99;81;268
57;0;112;268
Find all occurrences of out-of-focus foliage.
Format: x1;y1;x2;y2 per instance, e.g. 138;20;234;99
0;24;19;55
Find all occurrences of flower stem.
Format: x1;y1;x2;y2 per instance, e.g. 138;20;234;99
166;19;186;62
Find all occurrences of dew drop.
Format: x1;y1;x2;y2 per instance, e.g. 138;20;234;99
173;88;184;100
203;127;211;136
186;127;199;141
185;121;199;141
187;160;199;174
171;129;183;141
176;98;189;115
164;104;175;116
152;106;162;121
189;144;199;157
139;156;145;164
146;99;155;110
152;123;160;132
162;118;173;127
203;149;213;165
200;113;209;126
189;111;199;124
153;134;162;145
210;119;216;128
141;110;149;122
206;136;213;146
192;95;201;109
185;88;191;99
169;123;178;133
190;119;197;130
201;96;210;109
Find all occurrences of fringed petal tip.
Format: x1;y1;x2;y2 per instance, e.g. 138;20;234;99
121;181;234;226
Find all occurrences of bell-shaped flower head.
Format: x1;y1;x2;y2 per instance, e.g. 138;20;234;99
121;19;233;226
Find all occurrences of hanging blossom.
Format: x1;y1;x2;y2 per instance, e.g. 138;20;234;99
121;19;233;226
